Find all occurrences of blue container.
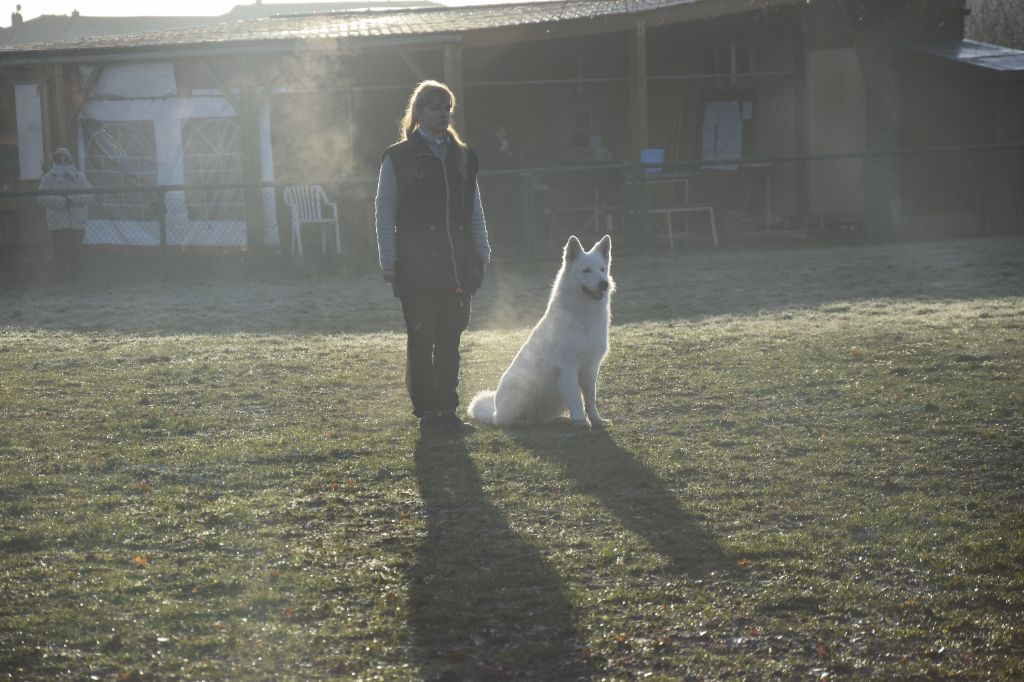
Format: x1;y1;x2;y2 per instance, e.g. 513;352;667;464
640;148;664;173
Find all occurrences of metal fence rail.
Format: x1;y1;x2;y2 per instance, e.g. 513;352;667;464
1;141;1022;274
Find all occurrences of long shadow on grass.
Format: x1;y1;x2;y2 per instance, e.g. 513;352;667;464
408;434;589;680
510;426;725;574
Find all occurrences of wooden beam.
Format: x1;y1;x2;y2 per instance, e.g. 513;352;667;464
205;60;243;114
443;42;465;136
68;64;105;131
627;20;648;161
399;51;428;82
51;63;73;151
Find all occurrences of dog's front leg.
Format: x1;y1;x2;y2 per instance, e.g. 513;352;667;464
579;365;603;427
556;367;589;426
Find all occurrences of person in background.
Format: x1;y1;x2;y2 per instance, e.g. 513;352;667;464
488;123;516;169
588;134;613;163
38;147;92;281
375;80;491;433
567;114;592;162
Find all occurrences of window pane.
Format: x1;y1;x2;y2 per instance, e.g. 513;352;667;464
83;120;158;221
182;117;243;221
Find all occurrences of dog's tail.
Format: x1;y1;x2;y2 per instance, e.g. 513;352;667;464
467;390;497;424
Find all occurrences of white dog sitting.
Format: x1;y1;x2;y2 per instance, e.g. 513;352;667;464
469;234;614;427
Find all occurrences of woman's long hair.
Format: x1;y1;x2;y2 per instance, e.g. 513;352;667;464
399;80;468;173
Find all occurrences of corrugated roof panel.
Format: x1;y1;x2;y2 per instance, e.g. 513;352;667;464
910;39;1024;81
0;0;732;57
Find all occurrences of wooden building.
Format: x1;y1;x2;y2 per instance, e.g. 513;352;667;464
0;0;1021;260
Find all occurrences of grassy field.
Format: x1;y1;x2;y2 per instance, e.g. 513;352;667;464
1;236;1023;680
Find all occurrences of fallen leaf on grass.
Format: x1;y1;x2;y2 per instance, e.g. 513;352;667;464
131;555;149;567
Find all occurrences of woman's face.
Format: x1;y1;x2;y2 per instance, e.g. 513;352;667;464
418;96;451;137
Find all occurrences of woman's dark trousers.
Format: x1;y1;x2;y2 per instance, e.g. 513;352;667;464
400;293;471;417
52;228;84;280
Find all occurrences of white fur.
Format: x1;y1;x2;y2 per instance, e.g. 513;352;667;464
469;234;614;427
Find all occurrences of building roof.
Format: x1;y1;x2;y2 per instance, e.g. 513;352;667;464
0;0;799;62
223;0;433;19
0;14;214;46
909;39;1024;81
0;2;435;47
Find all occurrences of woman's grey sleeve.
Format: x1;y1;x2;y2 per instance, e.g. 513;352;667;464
470;179;491;263
375;155;398;275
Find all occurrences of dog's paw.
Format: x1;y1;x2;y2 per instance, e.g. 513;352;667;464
591;418;611;429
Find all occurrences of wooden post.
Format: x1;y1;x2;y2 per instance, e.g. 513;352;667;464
443;42;465;136
627;20;648;162
51;64;73;151
793;22;810;232
239;84;265;255
860;45;902;240
844;0;905;240
204;61;265;255
986;82;1014;234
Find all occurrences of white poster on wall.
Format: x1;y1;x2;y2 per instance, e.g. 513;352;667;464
701;100;743;170
15;83;44;180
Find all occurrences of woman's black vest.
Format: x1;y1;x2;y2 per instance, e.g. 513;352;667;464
383;133;481;297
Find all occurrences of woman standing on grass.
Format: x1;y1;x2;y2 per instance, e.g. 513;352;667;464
375;80;491;432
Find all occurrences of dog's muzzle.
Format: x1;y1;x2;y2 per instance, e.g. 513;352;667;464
583;279;609;300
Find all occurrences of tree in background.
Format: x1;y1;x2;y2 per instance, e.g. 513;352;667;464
966;0;1024;49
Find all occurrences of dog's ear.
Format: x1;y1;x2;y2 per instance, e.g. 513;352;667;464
564;235;584;262
596;234;611;261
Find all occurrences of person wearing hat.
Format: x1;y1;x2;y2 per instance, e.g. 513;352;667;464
38;147;92;280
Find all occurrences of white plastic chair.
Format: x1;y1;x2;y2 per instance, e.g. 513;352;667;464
283;185;341;256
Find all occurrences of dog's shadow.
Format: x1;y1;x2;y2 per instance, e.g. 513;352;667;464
407;433;589;680
509;425;725;575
